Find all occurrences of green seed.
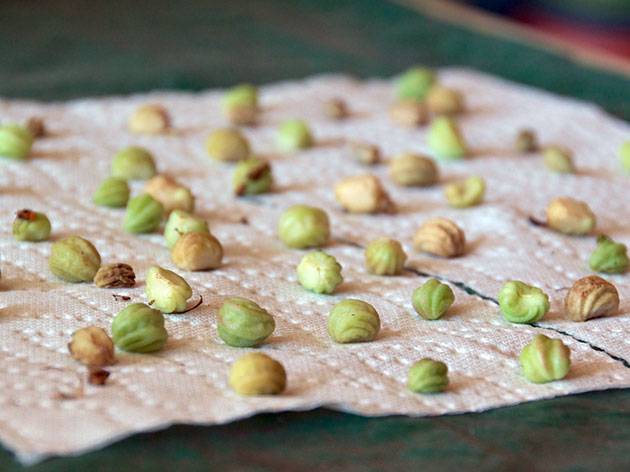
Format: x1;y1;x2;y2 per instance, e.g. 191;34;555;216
12;209;51;242
223;84;258;110
163;210;209;249
233;157;273;196
328;299;380;344
395;66;436;101
123;193;164;234
296;251;343;294
0;124;33;161
543;146;574;174
427;116;467;160
111;303;168;353
412;279;454;320
49;236;101;283
206;128;250;162
498;281;549;324
93;177;130;208
407;358;449;393
519;334;570;383
364;238;407;276
277;119;313;152
589;235;628;274
111;146;157;180
444;176;485;208
217;297;275;347
277;205;330;249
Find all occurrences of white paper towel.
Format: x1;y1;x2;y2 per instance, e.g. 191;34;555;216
0;69;628;462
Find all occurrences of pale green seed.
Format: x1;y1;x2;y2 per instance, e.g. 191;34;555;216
407;358;449;393
328;299;380;344
217;297;275;347
111;303;168;353
427;116;467;160
145;266;192;313
519;334;570;383
93;177;130;208
296;251;343;294
498;281;549;324
412;279;454;320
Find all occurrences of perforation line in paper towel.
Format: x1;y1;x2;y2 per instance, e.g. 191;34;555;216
0;69;629;462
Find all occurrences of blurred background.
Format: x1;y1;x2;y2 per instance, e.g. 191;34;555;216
460;0;630;59
0;0;628;118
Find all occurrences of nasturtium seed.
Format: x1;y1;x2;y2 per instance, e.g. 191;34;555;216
328;299;380;344
427;116;467;160
145;266;193;314
123;193;164;234
111;303;168;353
163;210;209;249
93;177;130;208
111;146;157;180
444;176;485;208
412;279;454;320
217;297;275;347
296;251;343;294
277;119;314;152
12;209;51;242
395;66;436;101
589;236;628;274
0;124;33;160
498;281;549;324
407;358;449;393
49;236;101;283
364;238;407;276
229;353;286;396
519;334;570;383
277;205;330;249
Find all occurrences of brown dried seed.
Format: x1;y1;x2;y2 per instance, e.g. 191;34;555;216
68;326;116;367
94;263;136;288
515;129;538;153
389;100;428;127
564;275;619;322
325;98;349;120
351;142;381;166
334;174;395;214
227;104;258;126
26;117;46;138
88;368;110;386
413;217;465;258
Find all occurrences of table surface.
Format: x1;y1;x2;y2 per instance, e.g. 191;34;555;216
0;0;628;470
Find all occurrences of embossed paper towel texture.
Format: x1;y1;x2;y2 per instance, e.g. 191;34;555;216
0;70;629;462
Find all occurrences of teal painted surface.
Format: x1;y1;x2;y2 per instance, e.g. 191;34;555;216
0;0;628;119
1;390;629;471
0;0;629;469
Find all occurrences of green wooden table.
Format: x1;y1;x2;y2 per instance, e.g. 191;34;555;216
1;1;628;469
